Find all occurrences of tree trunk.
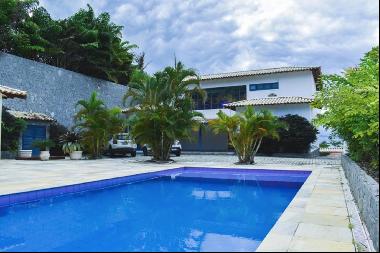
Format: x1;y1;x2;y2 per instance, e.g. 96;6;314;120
250;137;263;164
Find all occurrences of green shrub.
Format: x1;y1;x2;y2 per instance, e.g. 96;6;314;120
49;122;68;156
260;114;318;154
75;92;125;159
1;107;26;152
60;131;82;154
210;107;286;164
319;141;330;148
31;139;55;151
313;46;379;171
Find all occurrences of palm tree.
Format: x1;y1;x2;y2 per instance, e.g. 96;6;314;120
210;106;286;164
124;61;205;161
75;92;124;158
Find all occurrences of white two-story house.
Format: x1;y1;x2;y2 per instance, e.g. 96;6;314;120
181;66;325;152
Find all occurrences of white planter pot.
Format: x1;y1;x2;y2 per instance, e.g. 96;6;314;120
40;151;50;161
18;150;32;158
70;151;83;160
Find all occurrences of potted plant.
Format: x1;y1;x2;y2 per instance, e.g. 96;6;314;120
60;131;83;160
31;139;55;161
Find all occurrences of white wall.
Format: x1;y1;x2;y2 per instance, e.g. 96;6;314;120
196;108;236;120
236;103;314;121
200;70;316;99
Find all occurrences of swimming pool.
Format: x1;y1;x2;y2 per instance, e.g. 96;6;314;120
0;167;310;252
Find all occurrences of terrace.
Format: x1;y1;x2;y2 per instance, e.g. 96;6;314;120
0;155;374;251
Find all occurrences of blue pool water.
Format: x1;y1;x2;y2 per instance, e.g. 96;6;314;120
0;168;308;252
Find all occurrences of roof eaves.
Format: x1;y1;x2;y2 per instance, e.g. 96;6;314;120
0;85;27;99
200;66;321;81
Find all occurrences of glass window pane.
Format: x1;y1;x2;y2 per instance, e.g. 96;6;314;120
249;82;279;91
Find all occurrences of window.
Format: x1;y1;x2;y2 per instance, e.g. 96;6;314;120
192;85;247;110
249;82;279;91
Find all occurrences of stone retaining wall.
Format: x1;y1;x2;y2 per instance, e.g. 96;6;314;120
342;155;379;250
0;53;128;128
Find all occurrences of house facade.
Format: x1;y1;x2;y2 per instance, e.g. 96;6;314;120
7;110;55;157
181;67;325;152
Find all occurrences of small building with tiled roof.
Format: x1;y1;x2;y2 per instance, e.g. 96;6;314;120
6;109;56;157
0;85;28;159
0;85;27;99
7;110;55;122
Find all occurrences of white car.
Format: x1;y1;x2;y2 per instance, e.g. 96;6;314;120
142;140;182;156
108;133;137;157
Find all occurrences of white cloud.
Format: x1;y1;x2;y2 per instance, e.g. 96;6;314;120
40;0;379;75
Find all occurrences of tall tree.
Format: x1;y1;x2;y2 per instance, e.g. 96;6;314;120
313;46;379;172
210;107;285;164
0;1;138;84
124;62;205;161
56;5;137;83
0;0;47;58
74;92;125;158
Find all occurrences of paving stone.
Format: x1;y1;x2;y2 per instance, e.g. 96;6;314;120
294;223;353;243
288;237;355;252
256;234;293;252
0;154;361;252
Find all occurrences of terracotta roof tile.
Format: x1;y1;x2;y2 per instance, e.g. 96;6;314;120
200;66;320;81
7;110;55;122
0;85;27;99
224;96;314;108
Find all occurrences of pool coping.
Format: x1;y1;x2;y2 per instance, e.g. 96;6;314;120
0;167;310;207
256;167;356;252
0;163;356;252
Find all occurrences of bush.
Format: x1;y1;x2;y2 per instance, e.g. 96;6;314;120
1;107;26;152
319;141;330;148
260;114;318;154
31;139;55;151
60;131;82;154
210;107;286;164
314;46;379;171
75;92;125;159
49;122;68;156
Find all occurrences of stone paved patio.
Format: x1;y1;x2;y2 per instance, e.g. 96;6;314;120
0;154;368;252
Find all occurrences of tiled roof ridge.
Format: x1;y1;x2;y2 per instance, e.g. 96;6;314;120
7;110;55;122
0;85;27;99
224;96;314;108
200;66;321;80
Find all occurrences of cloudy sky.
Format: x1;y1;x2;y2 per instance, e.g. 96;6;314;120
39;0;379;75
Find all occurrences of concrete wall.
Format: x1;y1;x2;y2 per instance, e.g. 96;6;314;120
342;155;379;251
0;53;128;128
